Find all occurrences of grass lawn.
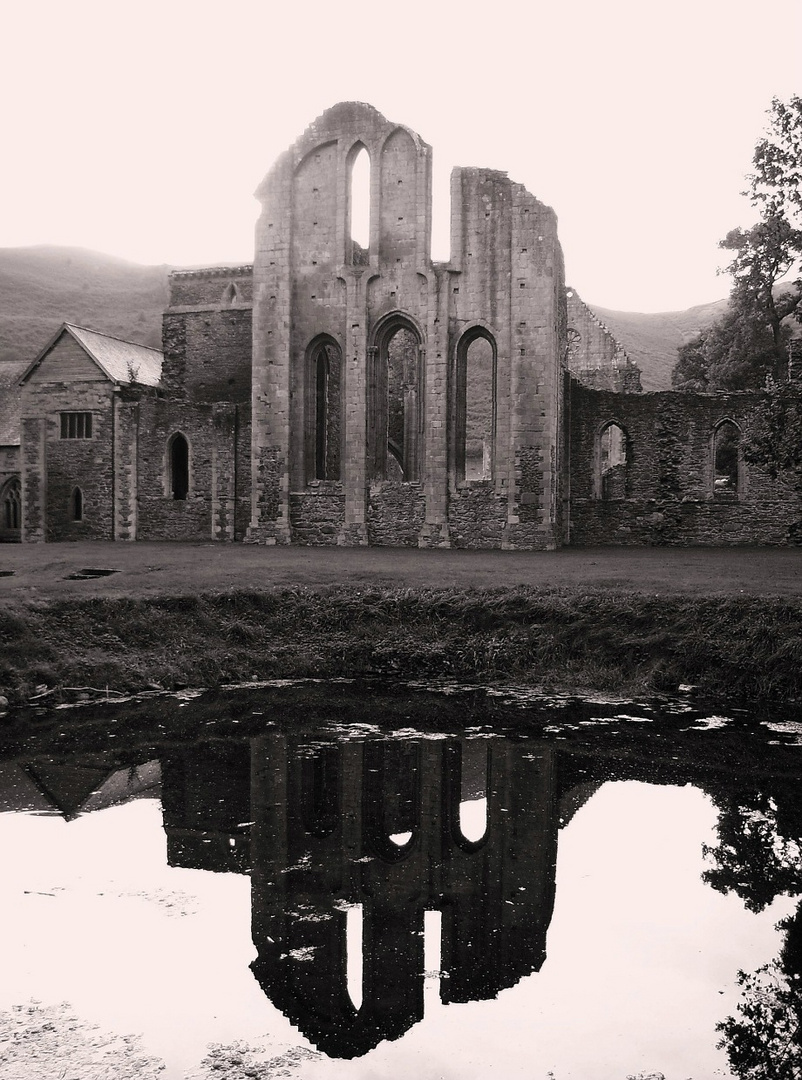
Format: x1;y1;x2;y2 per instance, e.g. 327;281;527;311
1;543;802;708
2;541;802;599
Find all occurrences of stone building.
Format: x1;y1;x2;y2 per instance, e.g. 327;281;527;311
9;101;801;547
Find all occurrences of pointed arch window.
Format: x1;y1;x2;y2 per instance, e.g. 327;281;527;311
455;329;496;483
222;282;240;306
714;420;740;498
169;433;189;500
369;317;424;482
71;487;83;522
598;422;629;500
308;338;342;482
2;478;21;531
349;144;371;265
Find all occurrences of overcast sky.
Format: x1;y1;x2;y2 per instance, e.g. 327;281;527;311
2;0;800;312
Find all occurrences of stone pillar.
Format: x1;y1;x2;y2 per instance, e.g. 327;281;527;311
339;273;369;544
21;415;46;543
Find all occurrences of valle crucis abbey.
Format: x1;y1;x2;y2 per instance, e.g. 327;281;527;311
0;103;797;547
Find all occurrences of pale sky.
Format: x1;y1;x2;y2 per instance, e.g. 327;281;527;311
2;0;800;312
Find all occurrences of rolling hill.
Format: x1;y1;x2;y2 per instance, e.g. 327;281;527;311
0;246;727;390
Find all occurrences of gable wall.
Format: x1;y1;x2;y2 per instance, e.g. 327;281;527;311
250;103;566;550
20;376;115;541
26;335;104;384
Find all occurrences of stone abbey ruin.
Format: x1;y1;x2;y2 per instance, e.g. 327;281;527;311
0;102;798;547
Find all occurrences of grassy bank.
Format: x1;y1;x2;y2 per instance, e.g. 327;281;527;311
2;584;802;707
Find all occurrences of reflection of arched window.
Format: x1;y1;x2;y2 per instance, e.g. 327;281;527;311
363;741;420;862
714;420;740;497
2;478;21;531
308;338;342;482
349;144;370;265
455;329;496;482
169;433;189;501
301;746;340;838
369;317;423;482
71;487;83;522
599;422;628;500
456;740;489;847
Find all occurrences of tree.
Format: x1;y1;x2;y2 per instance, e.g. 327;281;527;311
704;782;802;1078
672;96;802;392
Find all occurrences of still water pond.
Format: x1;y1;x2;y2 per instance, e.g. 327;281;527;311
0;682;801;1079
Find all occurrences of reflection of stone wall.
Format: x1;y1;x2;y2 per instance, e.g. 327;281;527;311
161;743;251;874
249;733;558;1057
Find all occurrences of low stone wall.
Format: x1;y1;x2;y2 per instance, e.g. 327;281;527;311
448;483;507;548
367;482;426;546
290;485;345;544
568;383;801;545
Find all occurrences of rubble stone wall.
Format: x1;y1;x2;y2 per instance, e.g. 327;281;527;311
568;381;801;545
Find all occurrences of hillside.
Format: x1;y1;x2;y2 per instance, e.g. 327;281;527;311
0;247;169;364
0;246;728;388
591;299;729;391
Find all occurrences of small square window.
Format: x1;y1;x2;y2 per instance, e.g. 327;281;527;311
60;412;93;439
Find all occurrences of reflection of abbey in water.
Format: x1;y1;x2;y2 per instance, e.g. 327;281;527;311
248;735;558;1057
160;734;562;1058
0;735;565;1059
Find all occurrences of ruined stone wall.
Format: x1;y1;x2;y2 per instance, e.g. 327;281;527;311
568;381;801;545
136;268;253;541
250;102;566;550
136;398;251;542
565;289;642;393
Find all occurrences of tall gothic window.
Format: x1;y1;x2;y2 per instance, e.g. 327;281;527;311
349;144;370;265
599;422;628;500
455;330;496;482
309;338;342;481
169;433;189;500
2;478;21;531
369;319;423;482
714;420;740;497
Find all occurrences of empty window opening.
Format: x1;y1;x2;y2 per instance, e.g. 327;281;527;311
60;412;92;439
350;146;370;262
2;478;21;530
222;282;239;306
169;433;189;500
714;421;740;496
71;487;83;522
346;905;363;1011
456;332;496;483
311;341;342;481
600;423;627;500
386;328;421;481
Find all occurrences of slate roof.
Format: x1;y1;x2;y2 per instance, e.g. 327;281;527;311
0;360;27;445
21;323;163;387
